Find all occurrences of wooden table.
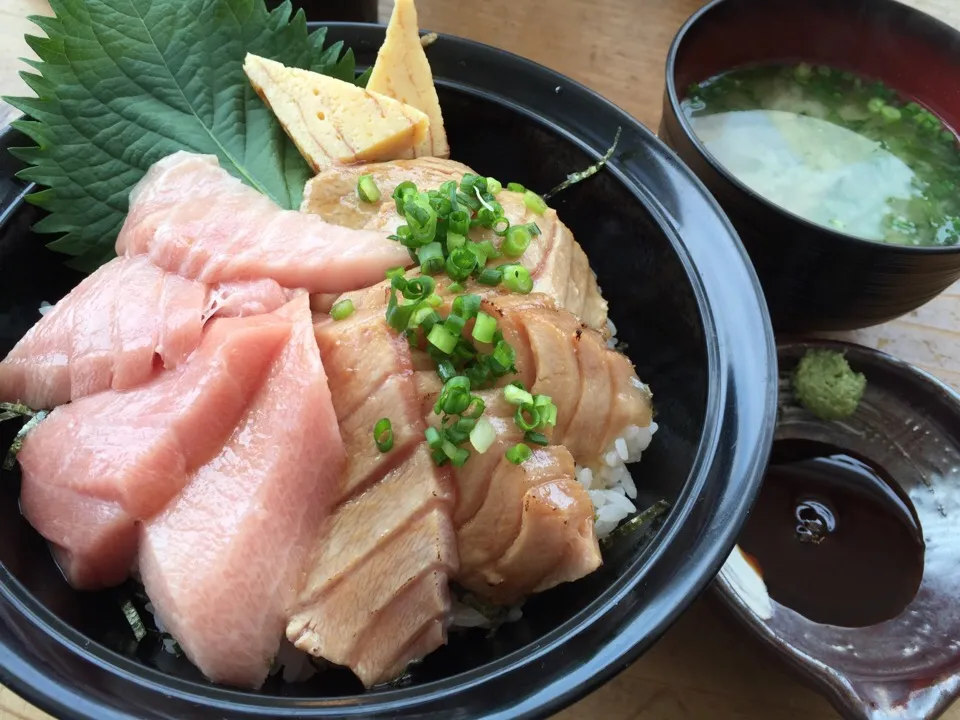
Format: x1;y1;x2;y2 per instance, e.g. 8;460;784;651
1;0;959;718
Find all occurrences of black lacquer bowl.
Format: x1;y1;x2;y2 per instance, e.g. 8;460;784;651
660;0;960;333
0;24;777;720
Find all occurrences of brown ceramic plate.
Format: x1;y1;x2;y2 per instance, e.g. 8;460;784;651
715;340;960;720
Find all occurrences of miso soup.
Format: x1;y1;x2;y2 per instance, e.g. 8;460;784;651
682;64;960;247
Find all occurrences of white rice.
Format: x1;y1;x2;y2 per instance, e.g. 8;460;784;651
578;421;657;539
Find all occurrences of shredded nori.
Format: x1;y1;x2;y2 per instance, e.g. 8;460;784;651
543;127;622;200
121;599;147;642
601;498;670;546
3;410;48;470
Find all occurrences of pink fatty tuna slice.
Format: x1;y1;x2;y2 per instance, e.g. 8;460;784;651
0;256;296;409
116;151;411;294
17;312;292;590
139;294;345;689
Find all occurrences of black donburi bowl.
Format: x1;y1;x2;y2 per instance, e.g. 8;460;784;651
660;0;960;334
0;23;777;720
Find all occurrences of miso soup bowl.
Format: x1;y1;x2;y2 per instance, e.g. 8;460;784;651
659;0;960;333
0;22;779;720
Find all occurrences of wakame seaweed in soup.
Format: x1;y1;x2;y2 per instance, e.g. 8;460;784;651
682;63;960;247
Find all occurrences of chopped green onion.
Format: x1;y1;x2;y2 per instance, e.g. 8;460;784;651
374;418;394;452
491;216;511;236
443;313;466;337
405;200;438;244
474;239;500;260
392;180;418;213
472;311;497;343
452;294;481;322
507;182;526;192
486;177;503;194
503;225;532;257
403;276;436;300
448;209;471;235
428;324;458;354
491;340;516;375
418;242;445;274
446;232;466;250
451;446;470;467
505;443;533;465
466;241;489;267
462;394;486;419
357;174;381;203
385;266;406;281
505;384;534;406
425;293;443;308
385;291;417;331
446;282;465;294
476;267;503;286
524;430;550;446
470;416;497;454
475;207;497;227
446;247;479;281
437;360;457;383
330;299;355;321
523;190;548;214
475;186;495;212
501;264;533;293
431;447;449;466
425;426;443;450
515;403;541;431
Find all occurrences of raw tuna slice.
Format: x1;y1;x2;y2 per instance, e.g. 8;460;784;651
289;310;457;687
0;256;296;409
140;295;344;689
18;312;291;589
117;152;411;294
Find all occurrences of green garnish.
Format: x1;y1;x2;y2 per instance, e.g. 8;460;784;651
524;430;550;446
523;190;548;215
374;418;394;453
601;499;671;545
6;0;366;273
543;127;623;201
121;599;147;643
486;177;503;194
1;403;46;471
503;224;533;257
506;182;526;192
501;264;533;294
472;312;497;344
357;174;381;203
792;349;867;421
330;299;355;321
505;443;533;465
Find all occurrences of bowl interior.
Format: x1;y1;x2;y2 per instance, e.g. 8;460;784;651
671;0;960;131
0;83;709;697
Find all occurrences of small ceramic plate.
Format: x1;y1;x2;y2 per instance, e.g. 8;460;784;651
716;340;960;720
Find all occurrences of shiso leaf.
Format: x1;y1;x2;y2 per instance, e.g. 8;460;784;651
3;410;48;471
543;126;622;200
3;0;365;273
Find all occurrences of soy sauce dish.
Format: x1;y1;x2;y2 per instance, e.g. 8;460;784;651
718;341;960;720
660;0;960;333
0;22;777;720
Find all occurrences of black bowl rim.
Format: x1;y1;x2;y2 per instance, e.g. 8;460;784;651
0;21;778;720
664;0;960;256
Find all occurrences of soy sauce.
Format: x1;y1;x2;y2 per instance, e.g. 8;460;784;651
739;439;925;628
